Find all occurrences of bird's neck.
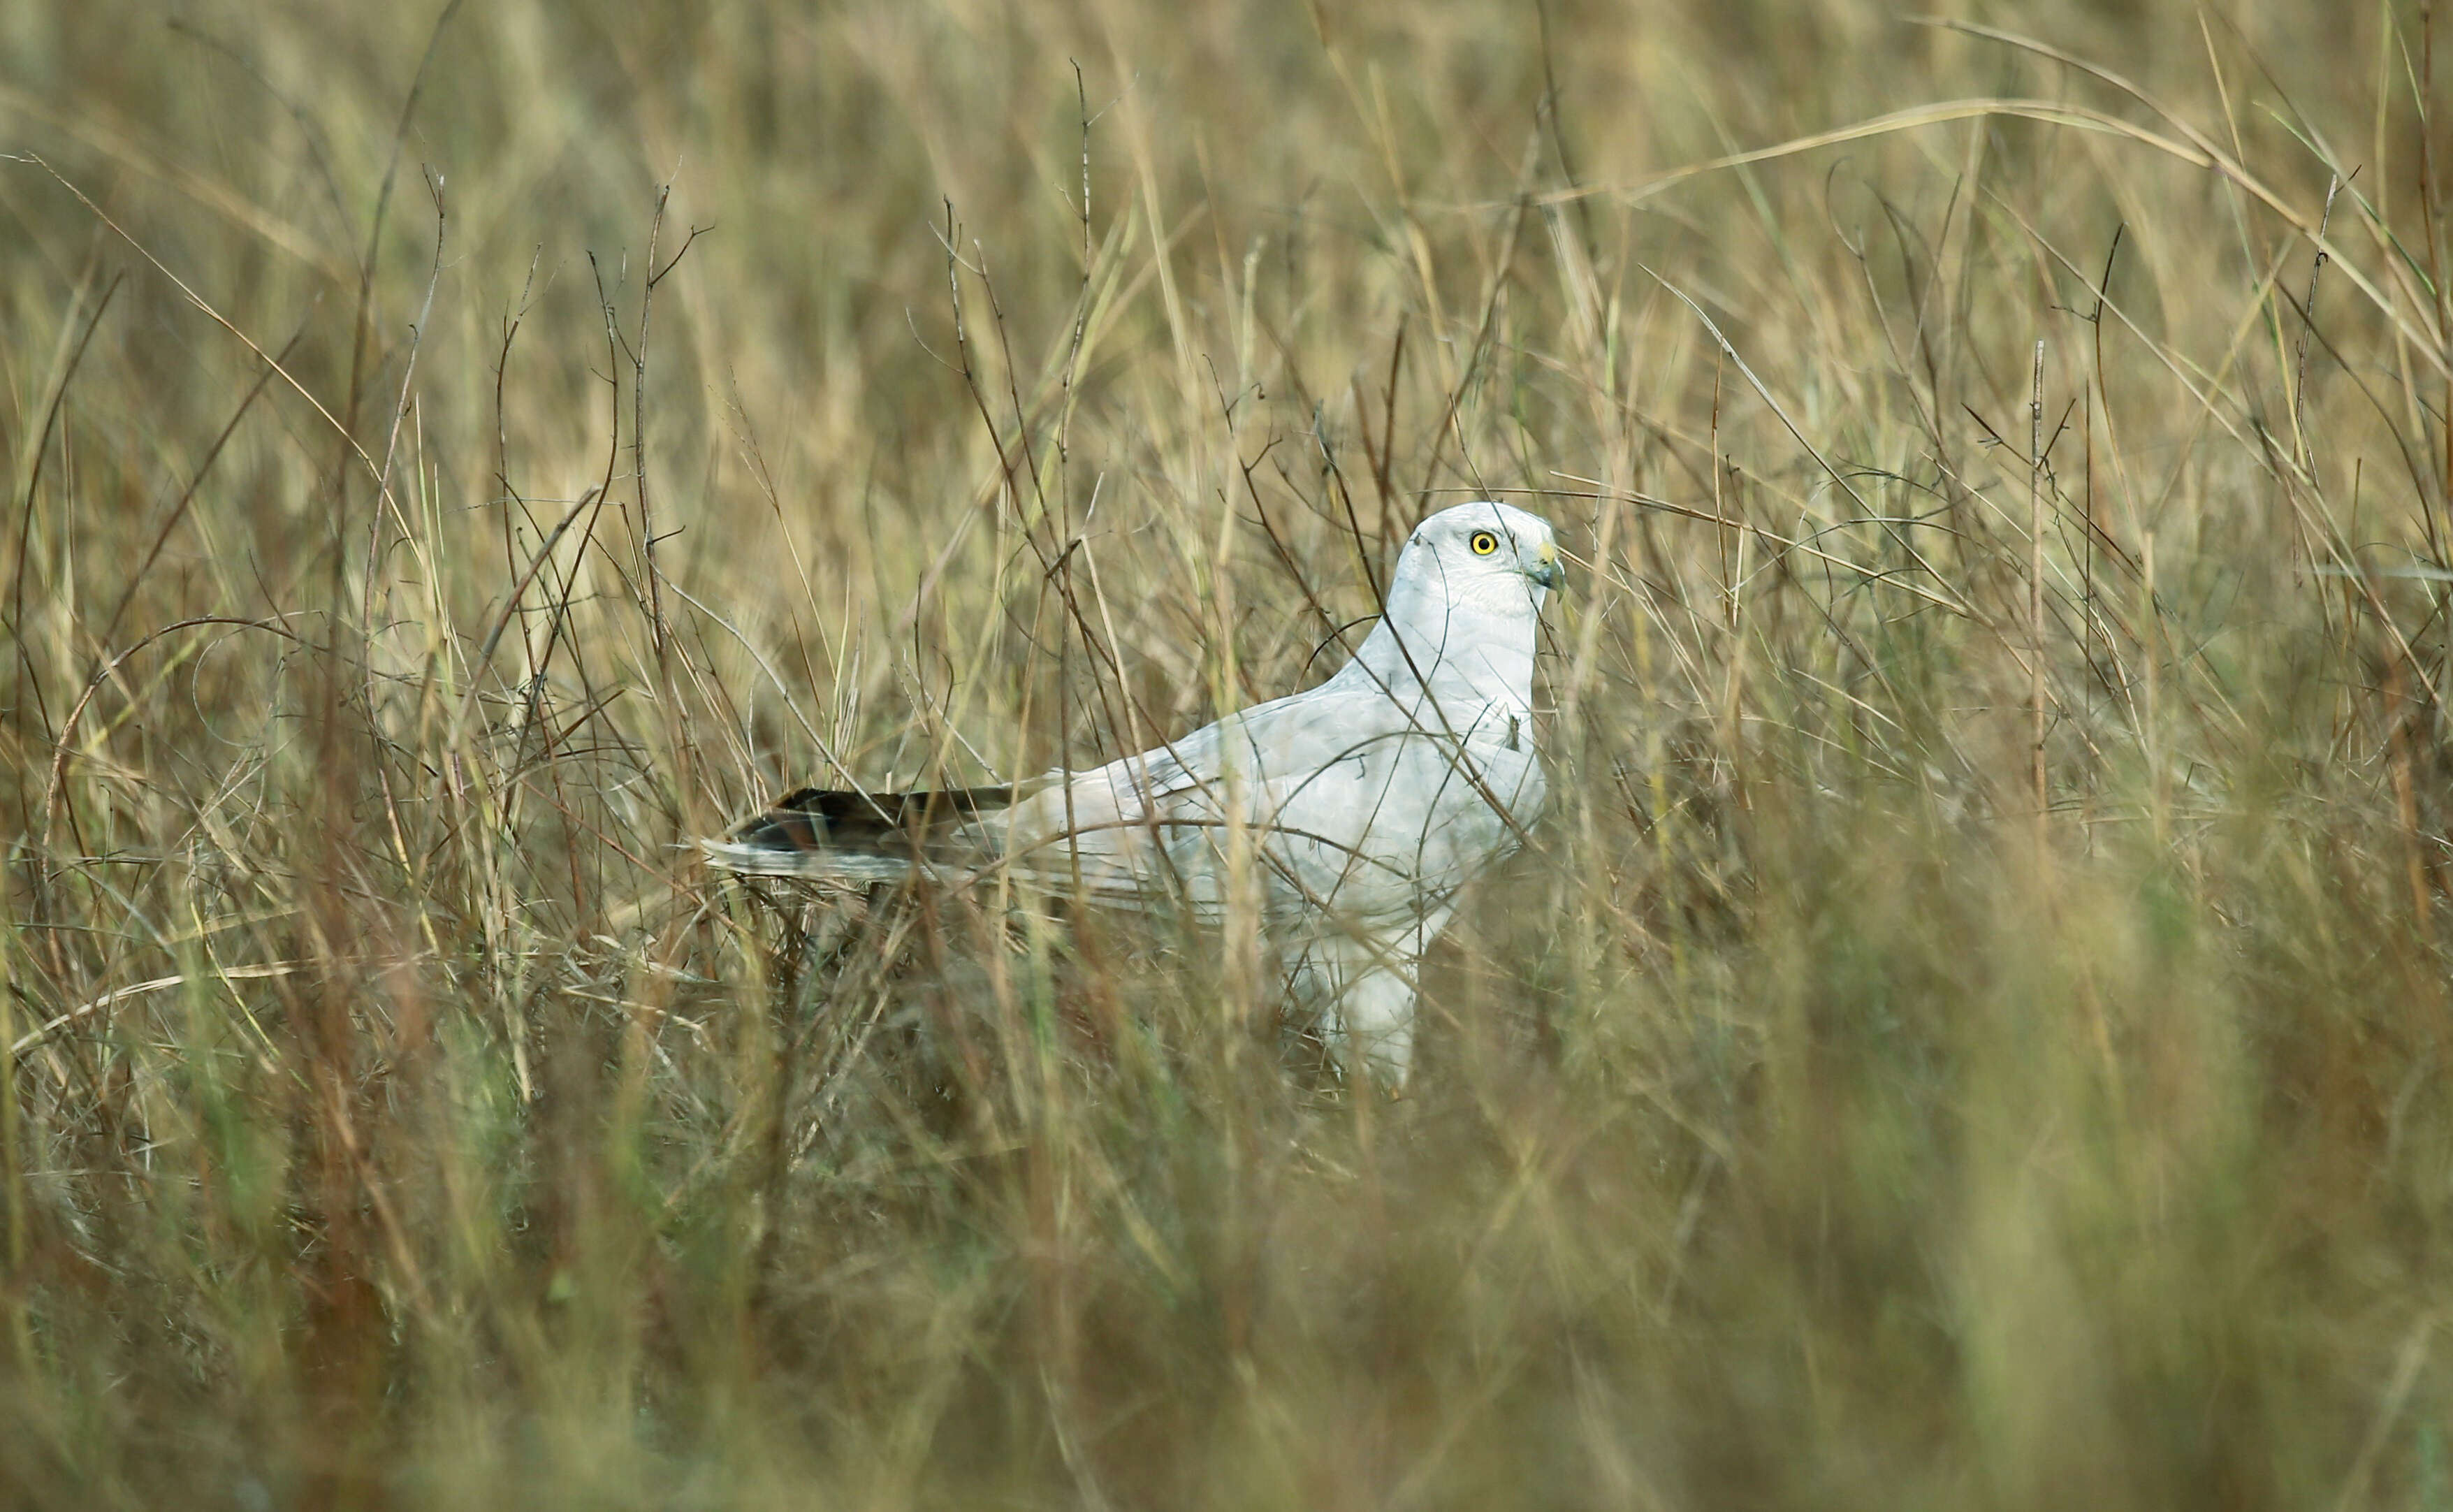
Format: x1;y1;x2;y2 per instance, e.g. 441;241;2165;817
1339;597;1538;713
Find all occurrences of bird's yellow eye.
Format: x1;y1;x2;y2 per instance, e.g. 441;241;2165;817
1469;530;1499;556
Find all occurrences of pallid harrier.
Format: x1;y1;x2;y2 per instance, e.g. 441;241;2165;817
705;500;1562;1088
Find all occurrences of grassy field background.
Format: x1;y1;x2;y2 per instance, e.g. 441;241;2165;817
4;0;2450;1505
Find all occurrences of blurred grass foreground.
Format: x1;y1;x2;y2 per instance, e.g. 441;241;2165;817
4;0;2452;1506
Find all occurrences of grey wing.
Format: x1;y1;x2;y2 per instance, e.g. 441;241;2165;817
998;685;1540;929
991;690;1320;906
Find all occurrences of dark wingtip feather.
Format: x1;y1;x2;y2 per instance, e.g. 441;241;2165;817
724;785;1020;854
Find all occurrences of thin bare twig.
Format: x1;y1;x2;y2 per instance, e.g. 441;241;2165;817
2030;339;2049;834
2291;172;2348;472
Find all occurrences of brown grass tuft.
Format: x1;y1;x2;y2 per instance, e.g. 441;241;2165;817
3;1;2451;1505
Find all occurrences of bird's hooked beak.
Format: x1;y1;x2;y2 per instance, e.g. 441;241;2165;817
1527;540;1565;592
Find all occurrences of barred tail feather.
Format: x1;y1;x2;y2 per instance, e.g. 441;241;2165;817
695;837;919;883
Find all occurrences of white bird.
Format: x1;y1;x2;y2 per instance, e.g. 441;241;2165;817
706;500;1562;1089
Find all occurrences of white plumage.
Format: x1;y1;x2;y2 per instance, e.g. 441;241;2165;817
706;500;1562;1087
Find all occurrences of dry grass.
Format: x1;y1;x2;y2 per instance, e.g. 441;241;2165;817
3;0;2452;1506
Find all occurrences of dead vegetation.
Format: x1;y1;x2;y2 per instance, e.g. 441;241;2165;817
3;1;2452;1506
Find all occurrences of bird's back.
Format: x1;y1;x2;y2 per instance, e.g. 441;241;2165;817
998;675;1543;936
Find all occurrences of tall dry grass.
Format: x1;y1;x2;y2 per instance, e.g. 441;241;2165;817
3;0;2450;1505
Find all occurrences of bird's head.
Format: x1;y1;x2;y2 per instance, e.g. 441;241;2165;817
1388;501;1563;622
1342;501;1560;704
